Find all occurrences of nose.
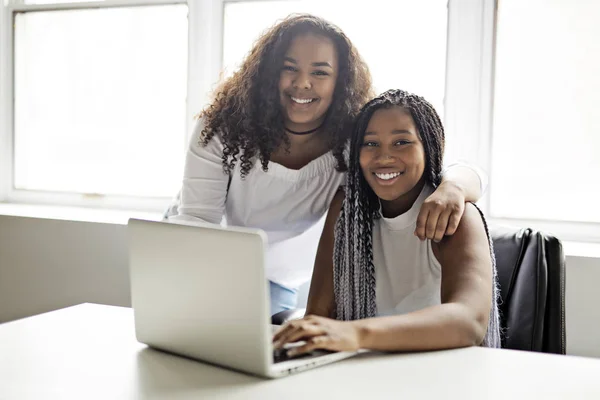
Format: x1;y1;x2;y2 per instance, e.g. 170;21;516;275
375;149;395;165
293;71;312;90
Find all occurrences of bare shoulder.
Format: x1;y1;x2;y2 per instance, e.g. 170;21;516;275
453;203;488;240
435;203;490;259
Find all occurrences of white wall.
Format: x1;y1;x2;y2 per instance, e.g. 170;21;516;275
565;255;600;357
0;215;130;322
0;214;598;358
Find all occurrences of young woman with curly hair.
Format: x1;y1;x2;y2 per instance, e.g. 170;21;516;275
167;15;488;315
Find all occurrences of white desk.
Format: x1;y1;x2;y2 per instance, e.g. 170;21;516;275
1;304;599;400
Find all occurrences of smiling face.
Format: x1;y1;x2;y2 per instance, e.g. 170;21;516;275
278;33;339;133
359;106;427;217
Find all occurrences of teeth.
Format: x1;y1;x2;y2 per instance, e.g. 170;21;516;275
291;96;315;104
375;172;402;180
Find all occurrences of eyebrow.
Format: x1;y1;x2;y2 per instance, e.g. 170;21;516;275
364;129;415;136
284;57;333;69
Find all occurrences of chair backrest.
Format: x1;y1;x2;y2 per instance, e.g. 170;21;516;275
490;226;566;354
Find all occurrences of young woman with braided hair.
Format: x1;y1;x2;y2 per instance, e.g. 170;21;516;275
273;89;501;354
167;14;488;316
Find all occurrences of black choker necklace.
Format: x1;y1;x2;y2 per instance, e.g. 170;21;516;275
285;123;323;135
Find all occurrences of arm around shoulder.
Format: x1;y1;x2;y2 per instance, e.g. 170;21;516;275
441;161;488;203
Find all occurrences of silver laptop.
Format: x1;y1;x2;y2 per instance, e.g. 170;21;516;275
128;218;357;378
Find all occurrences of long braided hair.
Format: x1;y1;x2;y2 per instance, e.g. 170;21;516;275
333;89;501;347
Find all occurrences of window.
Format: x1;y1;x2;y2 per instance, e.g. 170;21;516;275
1;0;599;242
2;0;448;210
2;0;188;209
490;0;600;226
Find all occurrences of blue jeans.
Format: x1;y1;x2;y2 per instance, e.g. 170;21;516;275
269;281;298;316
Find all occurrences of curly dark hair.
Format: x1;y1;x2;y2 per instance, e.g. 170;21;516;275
198;14;373;177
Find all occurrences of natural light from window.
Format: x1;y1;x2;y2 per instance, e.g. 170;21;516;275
490;0;600;223
14;5;188;198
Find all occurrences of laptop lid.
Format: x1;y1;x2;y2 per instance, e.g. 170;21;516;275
128;219;272;375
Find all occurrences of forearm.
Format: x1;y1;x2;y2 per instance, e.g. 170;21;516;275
353;303;487;352
441;165;483;203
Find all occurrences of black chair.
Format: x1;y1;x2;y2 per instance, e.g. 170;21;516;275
272;226;566;354
491;226;566;353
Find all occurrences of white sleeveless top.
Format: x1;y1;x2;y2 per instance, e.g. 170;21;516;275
168;119;345;289
374;184;443;316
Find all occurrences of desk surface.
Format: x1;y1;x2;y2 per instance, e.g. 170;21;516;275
1;303;600;400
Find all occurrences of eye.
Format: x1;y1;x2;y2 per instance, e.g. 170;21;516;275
312;70;329;76
282;65;297;72
362;141;378;147
395;139;411;146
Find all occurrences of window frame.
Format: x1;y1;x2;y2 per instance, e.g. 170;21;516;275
453;0;600;243
0;0;199;212
1;0;598;242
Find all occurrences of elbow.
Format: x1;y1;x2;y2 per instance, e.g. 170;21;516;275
451;305;489;347
463;309;489;347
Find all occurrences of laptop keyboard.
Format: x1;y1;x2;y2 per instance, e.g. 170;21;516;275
273;347;335;363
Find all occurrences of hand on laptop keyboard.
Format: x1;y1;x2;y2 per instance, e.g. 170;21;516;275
273;344;334;363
